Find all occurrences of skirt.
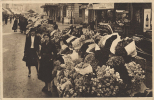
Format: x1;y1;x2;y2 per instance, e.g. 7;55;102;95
38;57;54;83
26;48;38;66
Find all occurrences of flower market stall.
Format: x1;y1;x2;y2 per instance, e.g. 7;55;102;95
28;15;150;97
49;26;148;97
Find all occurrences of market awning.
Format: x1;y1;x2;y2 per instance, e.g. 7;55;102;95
27;9;35;13
10;9;21;14
88;3;114;10
2;8;12;14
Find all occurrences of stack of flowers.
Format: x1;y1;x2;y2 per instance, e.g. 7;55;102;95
84;53;99;70
90;65;125;97
54;26;146;97
125;61;145;92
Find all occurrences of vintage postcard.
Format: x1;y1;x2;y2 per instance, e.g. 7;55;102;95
1;0;153;99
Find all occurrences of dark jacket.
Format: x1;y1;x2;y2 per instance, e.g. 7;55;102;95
24;35;40;54
53;24;58;30
12;19;18;30
40;41;57;60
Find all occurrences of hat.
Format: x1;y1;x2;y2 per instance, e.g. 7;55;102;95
76;26;80;29
29;28;36;32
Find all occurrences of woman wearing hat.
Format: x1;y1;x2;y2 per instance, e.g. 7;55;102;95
24;28;40;77
38;33;57;93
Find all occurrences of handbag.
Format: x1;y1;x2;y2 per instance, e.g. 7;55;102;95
22;54;27;62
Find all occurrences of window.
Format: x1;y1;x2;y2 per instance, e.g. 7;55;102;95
79;6;82;17
63;6;66;17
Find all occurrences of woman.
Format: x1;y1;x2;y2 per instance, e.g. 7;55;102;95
24;28;40;77
12;17;18;32
38;33;57;93
51;31;62;53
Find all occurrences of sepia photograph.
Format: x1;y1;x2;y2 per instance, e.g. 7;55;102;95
2;2;152;98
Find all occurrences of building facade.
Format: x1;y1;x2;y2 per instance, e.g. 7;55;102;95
41;3;85;24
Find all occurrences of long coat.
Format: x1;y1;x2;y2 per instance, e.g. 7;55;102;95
24;35;40;66
19;17;28;31
12;19;18;30
38;41;57;82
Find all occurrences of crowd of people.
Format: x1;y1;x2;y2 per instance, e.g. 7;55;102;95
3;14;14;25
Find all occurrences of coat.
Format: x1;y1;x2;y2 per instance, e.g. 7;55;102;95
19;17;28;31
38;41;57;82
12;19;18;30
24;35;40;66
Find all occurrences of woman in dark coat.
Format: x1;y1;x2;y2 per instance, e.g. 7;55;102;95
19;17;28;34
12;17;18;32
38;33;57;92
24;28;40;77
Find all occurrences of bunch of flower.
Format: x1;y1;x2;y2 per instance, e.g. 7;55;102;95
106;56;125;68
63;55;72;62
115;38;133;56
57;70;65;84
65;61;75;70
63;87;78;97
73;73;93;97
84;53;99;70
83;30;95;40
80;35;86;42
52;60;62;77
72;58;83;66
90;65;124;97
75;62;89;69
125;61;145;92
54;31;63;40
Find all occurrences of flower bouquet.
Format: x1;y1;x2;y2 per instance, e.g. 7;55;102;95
115;37;137;57
84;53;99;70
125;61;145;93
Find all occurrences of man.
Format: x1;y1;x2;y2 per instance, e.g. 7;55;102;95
89;19;95;31
48;16;53;24
19;16;28;34
5;14;8;25
10;15;12;24
53;21;58;30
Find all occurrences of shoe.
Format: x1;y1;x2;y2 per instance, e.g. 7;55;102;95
46;91;52;96
28;74;31;77
42;86;48;92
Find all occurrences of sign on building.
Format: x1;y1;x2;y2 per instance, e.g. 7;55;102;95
89;3;114;10
143;9;151;32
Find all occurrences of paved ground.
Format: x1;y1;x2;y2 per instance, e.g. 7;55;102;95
2;21;152;98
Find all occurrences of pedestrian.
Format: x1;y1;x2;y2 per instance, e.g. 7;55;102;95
22;17;28;34
89;19;95;31
24;28;40;77
53;21;58;30
48;16;53;24
19;16;28;34
38;33;57;94
12;17;18;32
5;14;8;25
10;15;12;24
